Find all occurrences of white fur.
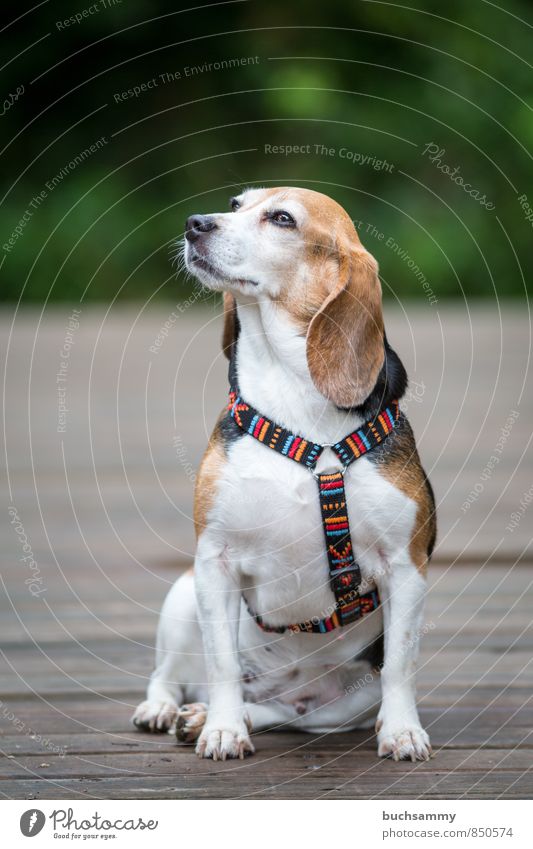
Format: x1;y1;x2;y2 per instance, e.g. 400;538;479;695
133;189;431;761
181;188;311;299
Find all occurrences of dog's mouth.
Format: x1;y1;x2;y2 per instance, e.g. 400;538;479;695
186;248;258;289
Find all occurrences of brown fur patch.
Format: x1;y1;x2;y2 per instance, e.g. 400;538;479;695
306;246;384;407
222;291;238;360
372;419;436;574
193;414;228;538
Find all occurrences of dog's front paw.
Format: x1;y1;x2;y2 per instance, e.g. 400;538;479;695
176;702;208;744
132;699;178;733
195;713;254;760
377;721;432;762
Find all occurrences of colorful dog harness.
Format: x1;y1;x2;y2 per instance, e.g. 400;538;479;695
227;384;401;635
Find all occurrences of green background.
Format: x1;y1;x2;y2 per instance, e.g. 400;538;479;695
1;0;531;303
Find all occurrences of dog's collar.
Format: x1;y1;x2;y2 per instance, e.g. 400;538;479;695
226;384;400;634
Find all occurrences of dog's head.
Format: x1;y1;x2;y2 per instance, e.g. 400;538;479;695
184;187;385;407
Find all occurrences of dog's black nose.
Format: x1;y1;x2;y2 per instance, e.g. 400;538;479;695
185;214;217;242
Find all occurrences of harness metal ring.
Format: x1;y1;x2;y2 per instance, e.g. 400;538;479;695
311;462;348;480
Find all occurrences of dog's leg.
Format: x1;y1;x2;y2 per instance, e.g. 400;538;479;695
132;659;183;733
194;534;254;760
177;700;291;744
132;571;200;733
374;552;432;761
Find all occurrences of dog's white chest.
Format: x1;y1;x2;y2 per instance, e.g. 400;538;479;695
210;434;416;628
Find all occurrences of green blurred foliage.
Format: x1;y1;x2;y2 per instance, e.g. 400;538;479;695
1;0;531;303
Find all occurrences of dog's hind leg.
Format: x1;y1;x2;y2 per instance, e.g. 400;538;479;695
132;570;205;733
176;700;295;745
132;660;183;733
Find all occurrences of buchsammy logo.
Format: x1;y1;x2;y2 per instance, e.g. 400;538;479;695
20;809;46;836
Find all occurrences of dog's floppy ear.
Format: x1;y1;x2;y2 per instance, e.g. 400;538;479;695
306;241;384;407
222;292;239;359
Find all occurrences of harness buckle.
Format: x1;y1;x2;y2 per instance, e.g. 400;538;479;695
330;563;362;589
329;563;360;579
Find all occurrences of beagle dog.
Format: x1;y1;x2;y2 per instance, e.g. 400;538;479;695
133;187;436;762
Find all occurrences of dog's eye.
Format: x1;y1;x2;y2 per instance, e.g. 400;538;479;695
230;197;241;211
269;210;296;227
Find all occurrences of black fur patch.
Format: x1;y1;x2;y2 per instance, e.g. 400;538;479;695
217;407;245;452
424;474;437;559
349;335;408;421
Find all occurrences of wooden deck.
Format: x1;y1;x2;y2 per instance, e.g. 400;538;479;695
1;304;532;799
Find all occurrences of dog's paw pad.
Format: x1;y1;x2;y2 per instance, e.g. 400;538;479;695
195;724;255;760
176;702;208;743
378;725;432;762
132;700;178;733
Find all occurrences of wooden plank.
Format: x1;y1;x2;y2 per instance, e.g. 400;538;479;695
2;770;532;800
1;747;532;781
2;719;531;758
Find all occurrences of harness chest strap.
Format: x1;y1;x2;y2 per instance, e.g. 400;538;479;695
227;387;400;634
